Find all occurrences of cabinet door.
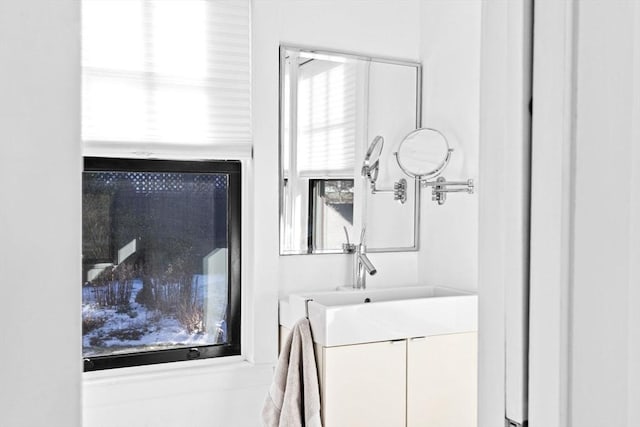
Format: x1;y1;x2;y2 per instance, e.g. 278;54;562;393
322;340;406;427
407;332;477;427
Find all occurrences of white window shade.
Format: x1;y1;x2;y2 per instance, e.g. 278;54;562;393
296;59;358;178
82;0;251;159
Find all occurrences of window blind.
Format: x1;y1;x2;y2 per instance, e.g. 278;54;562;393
296;59;359;178
81;0;251;159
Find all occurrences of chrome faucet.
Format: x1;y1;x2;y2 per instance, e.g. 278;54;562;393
343;226;377;289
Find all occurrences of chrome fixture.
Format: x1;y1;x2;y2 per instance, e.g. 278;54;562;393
362;128;475;205
361;135;384;183
342;226;356;254
363;128;473;206
394;128;474;205
362;136;408;203
426;176;475;205
346;226;377;289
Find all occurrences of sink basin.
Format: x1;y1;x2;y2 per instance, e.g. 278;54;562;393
279;286;477;347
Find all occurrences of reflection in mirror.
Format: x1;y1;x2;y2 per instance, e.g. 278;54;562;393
280;46;421;254
310;179;354;249
395;128;452;179
362;136;384;185
363;135;408;204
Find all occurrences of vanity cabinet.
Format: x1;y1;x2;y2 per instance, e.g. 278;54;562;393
279;287;477;426
308;332;477;427
320;340;407;427
406;333;477;427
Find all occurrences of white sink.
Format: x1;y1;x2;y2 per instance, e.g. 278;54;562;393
279;286;477;347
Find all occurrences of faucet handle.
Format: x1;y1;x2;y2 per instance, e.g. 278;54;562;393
343;226;356;253
342;243;356;253
343;226;351;245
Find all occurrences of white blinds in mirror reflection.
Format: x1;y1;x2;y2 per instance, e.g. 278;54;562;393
81;0;251;156
296;59;359;178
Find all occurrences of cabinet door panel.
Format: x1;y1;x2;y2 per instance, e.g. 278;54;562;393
322;340;406;427
407;332;477;427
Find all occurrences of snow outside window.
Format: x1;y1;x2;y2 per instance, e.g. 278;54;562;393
82;158;241;371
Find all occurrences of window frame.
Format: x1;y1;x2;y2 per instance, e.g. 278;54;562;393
82;156;241;372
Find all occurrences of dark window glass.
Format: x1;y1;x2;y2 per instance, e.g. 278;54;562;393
82;158;240;371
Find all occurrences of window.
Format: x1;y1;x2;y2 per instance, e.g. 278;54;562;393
81;0;250;370
309;179;354;251
82;158;241;371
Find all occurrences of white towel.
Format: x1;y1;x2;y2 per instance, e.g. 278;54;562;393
261;318;322;427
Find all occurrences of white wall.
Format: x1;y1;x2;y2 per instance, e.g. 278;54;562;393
83;358;273;427
0;1;82;426
417;0;481;291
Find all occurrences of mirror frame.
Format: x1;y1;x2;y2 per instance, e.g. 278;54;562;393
278;44;423;255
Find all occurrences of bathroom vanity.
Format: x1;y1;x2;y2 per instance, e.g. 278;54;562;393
279;286;478;427
277;44;478;427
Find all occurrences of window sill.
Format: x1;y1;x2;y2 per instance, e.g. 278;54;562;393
83;355;273;396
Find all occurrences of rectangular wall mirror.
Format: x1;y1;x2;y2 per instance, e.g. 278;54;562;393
279;45;422;255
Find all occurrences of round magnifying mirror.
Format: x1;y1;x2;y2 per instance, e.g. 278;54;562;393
395;128;452;179
362;135;384;183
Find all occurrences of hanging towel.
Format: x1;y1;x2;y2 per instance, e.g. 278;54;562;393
261;318;322;427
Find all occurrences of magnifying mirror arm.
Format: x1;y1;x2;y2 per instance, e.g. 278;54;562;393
422;176;475;205
368;179;408;204
361;153;408;204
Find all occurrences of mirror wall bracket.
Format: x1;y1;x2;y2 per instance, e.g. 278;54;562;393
424;176;475;205
366;177;408;204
